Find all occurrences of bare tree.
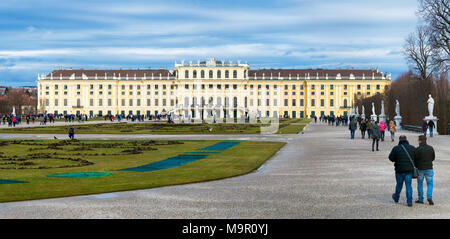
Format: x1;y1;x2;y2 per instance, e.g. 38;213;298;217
418;0;450;70
404;25;436;80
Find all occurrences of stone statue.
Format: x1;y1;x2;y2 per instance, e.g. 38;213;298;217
362;105;365;115
380;100;385;115
427;94;434;117
12;106;16;116
355;106;359;115
372;102;375;115
395;100;400;116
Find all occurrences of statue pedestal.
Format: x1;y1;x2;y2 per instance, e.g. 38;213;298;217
394;115;402;130
361;114;366;120
424;116;438;136
379;114;386;123
371;115;378;122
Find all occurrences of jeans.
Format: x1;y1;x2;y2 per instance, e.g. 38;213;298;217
429;128;433;137
350;130;355;139
417;169;434;202
380;131;385;141
361;130;365;139
390;131;395;141
393;173;413;205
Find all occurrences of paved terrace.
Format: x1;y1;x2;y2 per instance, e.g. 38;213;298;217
0;122;449;218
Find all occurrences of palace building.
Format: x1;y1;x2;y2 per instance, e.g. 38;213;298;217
37;58;391;119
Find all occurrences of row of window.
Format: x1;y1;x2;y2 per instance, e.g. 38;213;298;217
184;69;243;79
48;97;348;108
43;83;383;91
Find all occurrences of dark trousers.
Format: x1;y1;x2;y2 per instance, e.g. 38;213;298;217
372;138;379;150
361;130;366;139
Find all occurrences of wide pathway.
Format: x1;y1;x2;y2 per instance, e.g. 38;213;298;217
1;123;449;218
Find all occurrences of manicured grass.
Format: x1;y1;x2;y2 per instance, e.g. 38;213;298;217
278;118;312;124
0;139;285;202
0;119;311;135
276;124;306;134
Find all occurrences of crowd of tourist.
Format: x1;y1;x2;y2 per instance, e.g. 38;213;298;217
0;112;172;127
316;114;436;208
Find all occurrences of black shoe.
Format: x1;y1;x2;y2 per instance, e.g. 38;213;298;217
376;149;379;151
392;194;398;203
427;199;434;205
415;200;424;204
408;204;413;207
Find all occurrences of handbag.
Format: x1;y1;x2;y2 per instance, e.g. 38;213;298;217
400;144;419;179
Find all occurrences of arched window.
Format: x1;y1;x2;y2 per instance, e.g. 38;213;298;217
201;70;205;78
201;97;205;106
244;70;247;78
209;70;213;78
225;70;229;78
233;97;238;107
217;70;221;78
209;97;213;105
233;70;237;78
225;97;229;107
216;97;222;106
344;99;348;107
185;70;189;78
193;70;197;78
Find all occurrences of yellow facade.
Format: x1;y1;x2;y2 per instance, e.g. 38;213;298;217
37;59;391;118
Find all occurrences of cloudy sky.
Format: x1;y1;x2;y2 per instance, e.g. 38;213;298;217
0;0;419;86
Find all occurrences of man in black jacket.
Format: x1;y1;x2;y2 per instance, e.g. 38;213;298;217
427;120;435;137
414;135;435;205
389;135;416;207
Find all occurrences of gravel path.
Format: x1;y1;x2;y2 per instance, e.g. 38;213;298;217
0;123;449;218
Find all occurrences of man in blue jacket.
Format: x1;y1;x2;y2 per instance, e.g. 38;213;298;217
389;135;416;207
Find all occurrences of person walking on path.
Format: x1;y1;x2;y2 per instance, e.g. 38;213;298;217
371;121;381;151
11;116;16;127
389;120;397;142
389;135;416;207
414;135;435;205
360;119;367;139
422;121;428;136
349;118;357;139
427;120;435;137
379;120;387;141
68;128;75;140
367;120;372;139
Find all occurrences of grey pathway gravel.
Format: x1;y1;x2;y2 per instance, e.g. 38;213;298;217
0;123;449;218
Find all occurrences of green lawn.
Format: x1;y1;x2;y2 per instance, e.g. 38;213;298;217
0;119;311;135
0;139;285;202
276;124;306;134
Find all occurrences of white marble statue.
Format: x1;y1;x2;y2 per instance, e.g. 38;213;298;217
395;100;400;116
355;106;359;115
371;102;375;115
362;105;365;115
380;100;385;115
12;106;15;116
427;94;434;117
